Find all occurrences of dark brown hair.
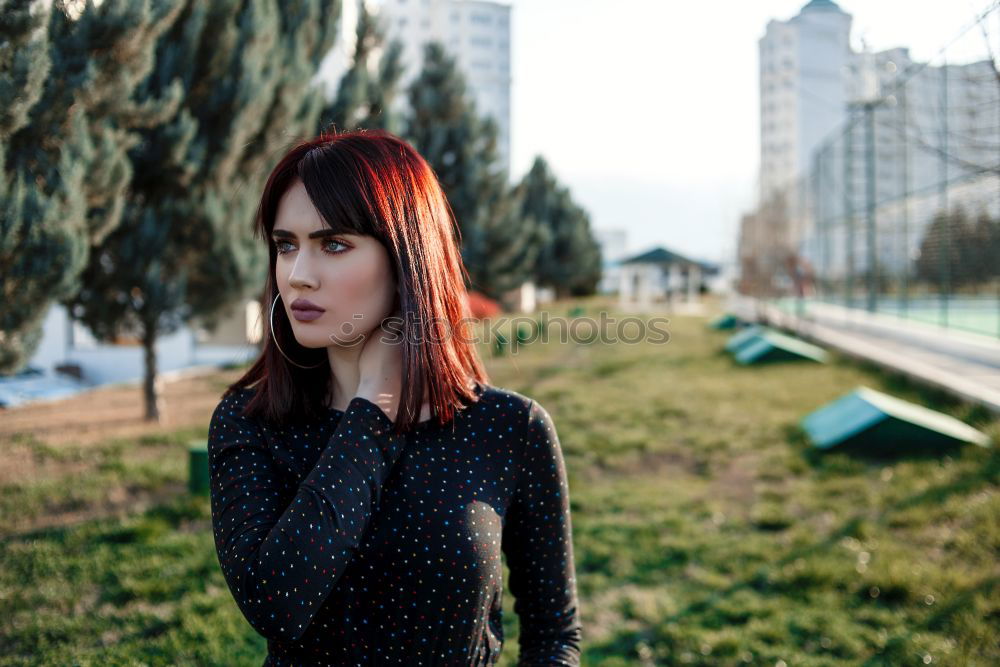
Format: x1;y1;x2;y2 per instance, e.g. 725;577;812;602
226;128;488;433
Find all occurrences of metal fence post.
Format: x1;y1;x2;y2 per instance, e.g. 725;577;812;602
939;59;950;329
844;107;856;309
899;81;910;320
865;101;878;313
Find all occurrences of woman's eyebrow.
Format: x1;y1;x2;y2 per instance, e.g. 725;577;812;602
271;228;341;240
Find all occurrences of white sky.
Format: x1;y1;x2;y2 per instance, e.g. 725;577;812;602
509;0;1000;264
54;0;998;265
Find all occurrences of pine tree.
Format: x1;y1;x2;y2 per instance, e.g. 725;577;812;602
915;208;969;289
0;0;182;374
459;116;540;298
64;0;341;420
560;197;603;296
514;157;560;282
515;156;601;298
968;211;999;283
360;37;405;133
321;2;403;134
324;1;378;131
405;42;484;237
405;41;536;300
0;0;56;373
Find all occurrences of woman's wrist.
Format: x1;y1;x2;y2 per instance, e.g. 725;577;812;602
355;383;399;420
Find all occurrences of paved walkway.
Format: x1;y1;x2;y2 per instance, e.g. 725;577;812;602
726;295;1000;414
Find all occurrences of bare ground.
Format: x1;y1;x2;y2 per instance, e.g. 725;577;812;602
0;367;246;535
0;366;244;448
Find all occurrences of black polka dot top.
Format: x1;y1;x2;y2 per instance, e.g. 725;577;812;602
207;380;582;666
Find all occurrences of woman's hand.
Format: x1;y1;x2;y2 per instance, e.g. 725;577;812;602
355;309;405;420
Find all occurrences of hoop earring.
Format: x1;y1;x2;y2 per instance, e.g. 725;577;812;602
270;293;325;369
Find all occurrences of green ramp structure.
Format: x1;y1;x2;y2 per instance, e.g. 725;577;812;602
724;324;766;353
801;386;991;456
732;328;828;365
708;313;743;330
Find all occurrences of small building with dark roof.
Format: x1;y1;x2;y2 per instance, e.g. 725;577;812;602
618;246;719;308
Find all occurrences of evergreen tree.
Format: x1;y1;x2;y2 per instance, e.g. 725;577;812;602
968;211;1000;282
321;2;403;134
541;188;602;297
0;0;56;373
515;156;602;298
0;0;182;374
405;42;484;237
64;0;341;420
459;116;539;298
405;41;536;300
361;37;405;133
0;0;49;142
323;1;378;131
562;198;603;296
514;157;559;284
915;207;970;288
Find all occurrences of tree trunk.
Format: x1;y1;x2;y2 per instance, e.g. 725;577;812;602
142;325;162;422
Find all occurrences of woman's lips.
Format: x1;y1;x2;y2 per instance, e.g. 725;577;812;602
291;309;324;322
290;297;324;311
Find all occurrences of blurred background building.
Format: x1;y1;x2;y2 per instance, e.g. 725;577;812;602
594;228;629;295
739;0;1000;336
617;246;719;311
322;0;512;176
758;0;852;205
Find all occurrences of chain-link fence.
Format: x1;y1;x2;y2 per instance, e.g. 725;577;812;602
742;4;1000;338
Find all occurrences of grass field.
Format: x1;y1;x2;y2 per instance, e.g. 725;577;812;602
1;296;998;665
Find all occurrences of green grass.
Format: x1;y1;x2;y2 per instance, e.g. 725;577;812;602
1;495;265;665
0;427;204;536
1;297;998;665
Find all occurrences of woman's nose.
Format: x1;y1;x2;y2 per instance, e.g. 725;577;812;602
288;253;318;289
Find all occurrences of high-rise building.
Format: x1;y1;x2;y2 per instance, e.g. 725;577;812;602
812;51;1000;278
316;1;512;174
749;0;999;283
373;0;513;176
758;0;853;204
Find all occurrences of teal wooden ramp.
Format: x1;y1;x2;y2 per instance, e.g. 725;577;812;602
801;386;991;455
732;329;828;365
724;325;766;353
708;313;742;330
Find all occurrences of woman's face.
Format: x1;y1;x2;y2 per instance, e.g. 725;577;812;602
271;179;397;349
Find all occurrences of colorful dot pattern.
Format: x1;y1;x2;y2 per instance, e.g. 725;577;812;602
207;381;582;666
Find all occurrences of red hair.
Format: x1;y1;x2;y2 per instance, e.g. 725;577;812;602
226;129;488;433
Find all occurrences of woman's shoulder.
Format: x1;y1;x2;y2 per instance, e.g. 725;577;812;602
216;385;256;409
471;381;540;421
210;385;259;427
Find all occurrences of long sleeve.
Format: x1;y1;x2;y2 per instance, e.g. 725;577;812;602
502;399;583;665
207;392;406;644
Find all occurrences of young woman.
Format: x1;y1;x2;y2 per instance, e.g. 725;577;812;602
207;129;582;666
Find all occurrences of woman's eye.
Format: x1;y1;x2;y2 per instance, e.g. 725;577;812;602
273;239;349;255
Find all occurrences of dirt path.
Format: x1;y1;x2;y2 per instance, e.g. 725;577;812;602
0;368;246;536
0;367;245;448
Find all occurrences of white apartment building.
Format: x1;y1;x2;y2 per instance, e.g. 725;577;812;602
358;0;513;176
811;48;1000;278
758;0;852;204
754;0;1000;279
